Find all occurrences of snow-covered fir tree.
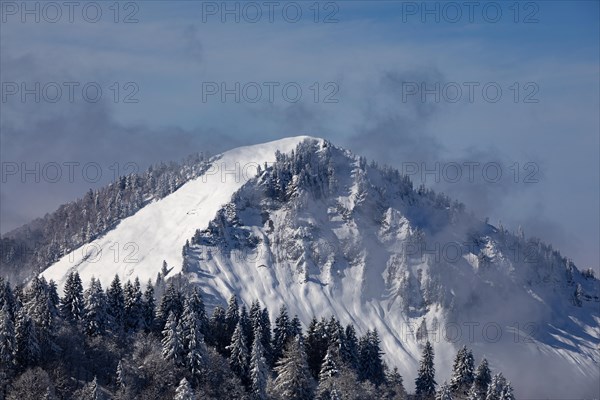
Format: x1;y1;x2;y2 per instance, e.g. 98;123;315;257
227;320;250;386
415;341;437;399
83;277;108;336
142;280;156;331
436;381;453;400
0;303;16;372
124;278;143;332
162;311;184;366
14;306;40;368
225;295;240;338
473;359;492;399
358;329;386;386
499;381;514;400
181;295;207;381
250;323;269;400
60;271;83;323
450;345;474;396
272;305;292;364
106;275;125;332
174;377;195;400
271;336;315;400
485;374;507;400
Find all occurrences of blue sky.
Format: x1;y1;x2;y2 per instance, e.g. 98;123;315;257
1;0;599;272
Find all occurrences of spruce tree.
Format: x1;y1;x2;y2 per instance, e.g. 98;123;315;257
239;305;252;348
14;307;40;369
250;323;269;400
174;377;195;400
156;282;183;329
341;324;359;370
227;320;250;386
415;341;437;399
273;305;292;364
124;278;143;332
1;303;17;372
186;287;209;337
225;295;240;337
181;296;206;381
485;374;507;400
306;317;327;379
473;359;491;398
259;307;273;366
436;381;453;400
106;274;125;332
142;280;156;332
60;271;84;323
450;346;474;395
208;306;229;354
271;336;315;400
162;311;183;366
83;278;108;336
500;381;514;400
358;330;386;386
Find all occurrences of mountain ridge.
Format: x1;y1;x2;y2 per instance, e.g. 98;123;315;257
4;136;598;397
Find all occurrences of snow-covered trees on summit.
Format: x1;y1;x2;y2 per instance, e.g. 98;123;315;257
0;275;516;399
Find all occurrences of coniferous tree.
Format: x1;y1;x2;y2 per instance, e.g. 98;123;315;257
259;307;273;366
0;303;16;374
485;374;507;400
208;306;229;354
46;280;60;318
473;359;491;398
341;324;359;371
60;271;84;323
24;277;54;353
436;381;453;400
415;341;437;399
239;305;252;348
271;336;315;400
273;305;292;364
306;317;327;379
107;274;125;332
466;384;479;400
181;296;206;381
227;320;250;386
450;346;474;396
225;295;240;338
142;280;156;332
14;307;40;369
250;323;269;400
290;315;302;337
162;311;184;366
358;330;386;386
83;278;108;336
186;287;209;336
124;278;143;332
319;343;341;382
500;381;514;400
249;300;262;344
174;377;195;400
316;343;343;400
156;282;183;329
385;367;407;400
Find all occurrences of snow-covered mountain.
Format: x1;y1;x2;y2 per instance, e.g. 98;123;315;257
41;137;599;398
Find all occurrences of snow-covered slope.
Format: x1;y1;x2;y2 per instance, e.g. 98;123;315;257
41;137;599;398
42;136;314;290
